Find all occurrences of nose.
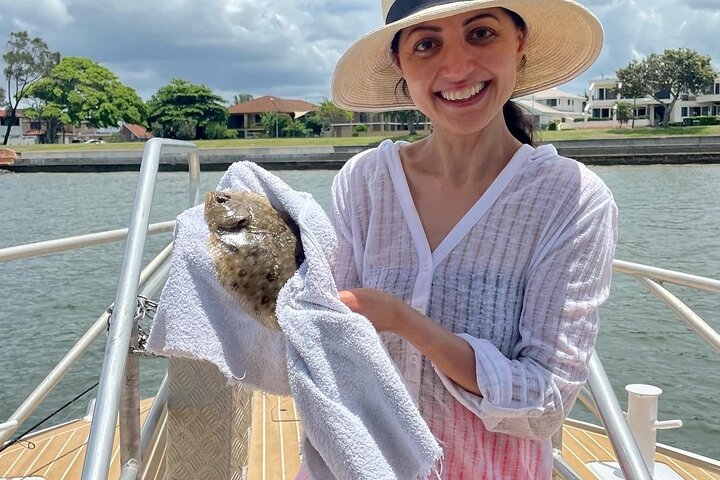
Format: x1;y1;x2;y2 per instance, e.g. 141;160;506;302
438;42;478;81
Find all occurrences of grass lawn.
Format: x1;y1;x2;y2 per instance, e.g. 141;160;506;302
10;136;399;153
539;124;720;141
9;125;720;152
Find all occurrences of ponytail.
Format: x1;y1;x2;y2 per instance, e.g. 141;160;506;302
503;100;536;146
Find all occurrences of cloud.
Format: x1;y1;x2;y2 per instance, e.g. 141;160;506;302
684;0;720;11
560;0;720;94
0;0;716;104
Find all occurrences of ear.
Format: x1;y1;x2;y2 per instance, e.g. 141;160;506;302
392;52;403;74
515;28;527;64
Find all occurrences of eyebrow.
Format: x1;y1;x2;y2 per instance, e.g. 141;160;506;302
405;13;500;36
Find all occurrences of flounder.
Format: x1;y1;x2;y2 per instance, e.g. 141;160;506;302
204;190;304;330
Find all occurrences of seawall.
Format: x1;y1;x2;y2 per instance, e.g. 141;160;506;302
4;136;720;172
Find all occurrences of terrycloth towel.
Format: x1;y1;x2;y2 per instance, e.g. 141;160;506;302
147;162;442;480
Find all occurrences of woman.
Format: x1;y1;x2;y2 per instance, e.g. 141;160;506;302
329;0;617;478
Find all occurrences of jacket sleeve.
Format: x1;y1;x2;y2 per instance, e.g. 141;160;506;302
435;185;618;439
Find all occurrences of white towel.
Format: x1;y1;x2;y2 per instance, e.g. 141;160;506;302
147;162;442;480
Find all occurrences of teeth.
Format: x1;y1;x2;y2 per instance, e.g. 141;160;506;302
440;82;486;101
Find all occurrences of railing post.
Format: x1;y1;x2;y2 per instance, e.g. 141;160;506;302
587;352;653;480
119;321;141;473
81;139;199;480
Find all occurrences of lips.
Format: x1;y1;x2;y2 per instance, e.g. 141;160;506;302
439;81;487;101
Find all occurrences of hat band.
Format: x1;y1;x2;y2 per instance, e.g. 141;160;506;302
385;0;473;24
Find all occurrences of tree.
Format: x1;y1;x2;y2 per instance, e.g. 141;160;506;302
283;118;310;138
315;98;353;134
28;57;145;142
384;109;421;135
22;99;64;143
615;60;650;128
147;79;228;140
233;93;253;104
300;113;323;136
642;49;715;127
614;101;633;128
2;31;60;145
259;111;292;138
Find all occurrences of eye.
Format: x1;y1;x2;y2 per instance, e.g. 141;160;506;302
469;28;494;42
414;38;438;53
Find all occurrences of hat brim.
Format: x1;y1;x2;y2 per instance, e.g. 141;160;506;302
332;0;603;112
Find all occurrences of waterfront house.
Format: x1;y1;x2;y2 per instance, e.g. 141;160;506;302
586;75;720;127
228;96;318;138
121;123;154;141
328;111;432;137
0;109;44;145
516;88;586;129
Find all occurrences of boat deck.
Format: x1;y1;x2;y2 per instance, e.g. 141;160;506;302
2;394;718;479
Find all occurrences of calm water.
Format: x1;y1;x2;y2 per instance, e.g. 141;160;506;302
1;163;718;459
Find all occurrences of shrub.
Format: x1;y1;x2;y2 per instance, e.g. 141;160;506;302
107;132;127;143
205;122;236;139
175;119;197;140
696;116;719;126
547;121;558;131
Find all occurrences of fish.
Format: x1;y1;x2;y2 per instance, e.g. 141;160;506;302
204;190;305;330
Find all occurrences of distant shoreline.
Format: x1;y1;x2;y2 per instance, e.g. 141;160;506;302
2;136;720;172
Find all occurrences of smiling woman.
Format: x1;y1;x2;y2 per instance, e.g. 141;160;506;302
316;0;617;479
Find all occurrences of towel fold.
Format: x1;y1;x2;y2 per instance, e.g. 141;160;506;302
147;162;441;480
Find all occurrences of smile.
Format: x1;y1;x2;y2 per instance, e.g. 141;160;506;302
439;82;487;101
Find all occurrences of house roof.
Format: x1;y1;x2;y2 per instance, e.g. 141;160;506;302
123;123;153;139
519;88;584;101
228;96;318;117
515;99;582;117
0;109;24;118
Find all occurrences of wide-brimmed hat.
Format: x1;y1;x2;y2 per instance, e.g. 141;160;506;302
332;0;603;112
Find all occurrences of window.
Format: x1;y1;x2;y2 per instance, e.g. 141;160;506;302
702;106;709;116
715;83;720;95
690;107;701;117
592;108;611;119
681;107;688;117
30;121;42;130
0;116;20;127
714;105;720;116
635;107;647;117
598;88;607;100
546;99;558;107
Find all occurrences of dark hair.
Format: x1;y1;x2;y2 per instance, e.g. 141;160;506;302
389;7;535;145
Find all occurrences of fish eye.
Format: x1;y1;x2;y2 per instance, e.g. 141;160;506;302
216;193;230;204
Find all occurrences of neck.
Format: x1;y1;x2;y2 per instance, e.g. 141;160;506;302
408;113;524;186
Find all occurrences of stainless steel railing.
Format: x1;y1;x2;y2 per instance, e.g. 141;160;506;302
0;242;173;446
3;141;718;479
82;138;199;479
558;260;720;479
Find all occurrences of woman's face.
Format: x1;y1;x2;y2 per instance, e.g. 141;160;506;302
395;8;526;136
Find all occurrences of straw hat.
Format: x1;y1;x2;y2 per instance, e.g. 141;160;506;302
332;0;603;112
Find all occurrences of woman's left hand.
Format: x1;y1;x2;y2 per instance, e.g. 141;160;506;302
338;288;407;333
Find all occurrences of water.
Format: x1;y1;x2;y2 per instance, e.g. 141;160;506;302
1;164;718;460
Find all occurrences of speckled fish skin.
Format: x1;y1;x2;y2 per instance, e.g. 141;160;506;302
204;190;304;330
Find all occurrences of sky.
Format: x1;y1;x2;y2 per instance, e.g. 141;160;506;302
0;0;718;106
